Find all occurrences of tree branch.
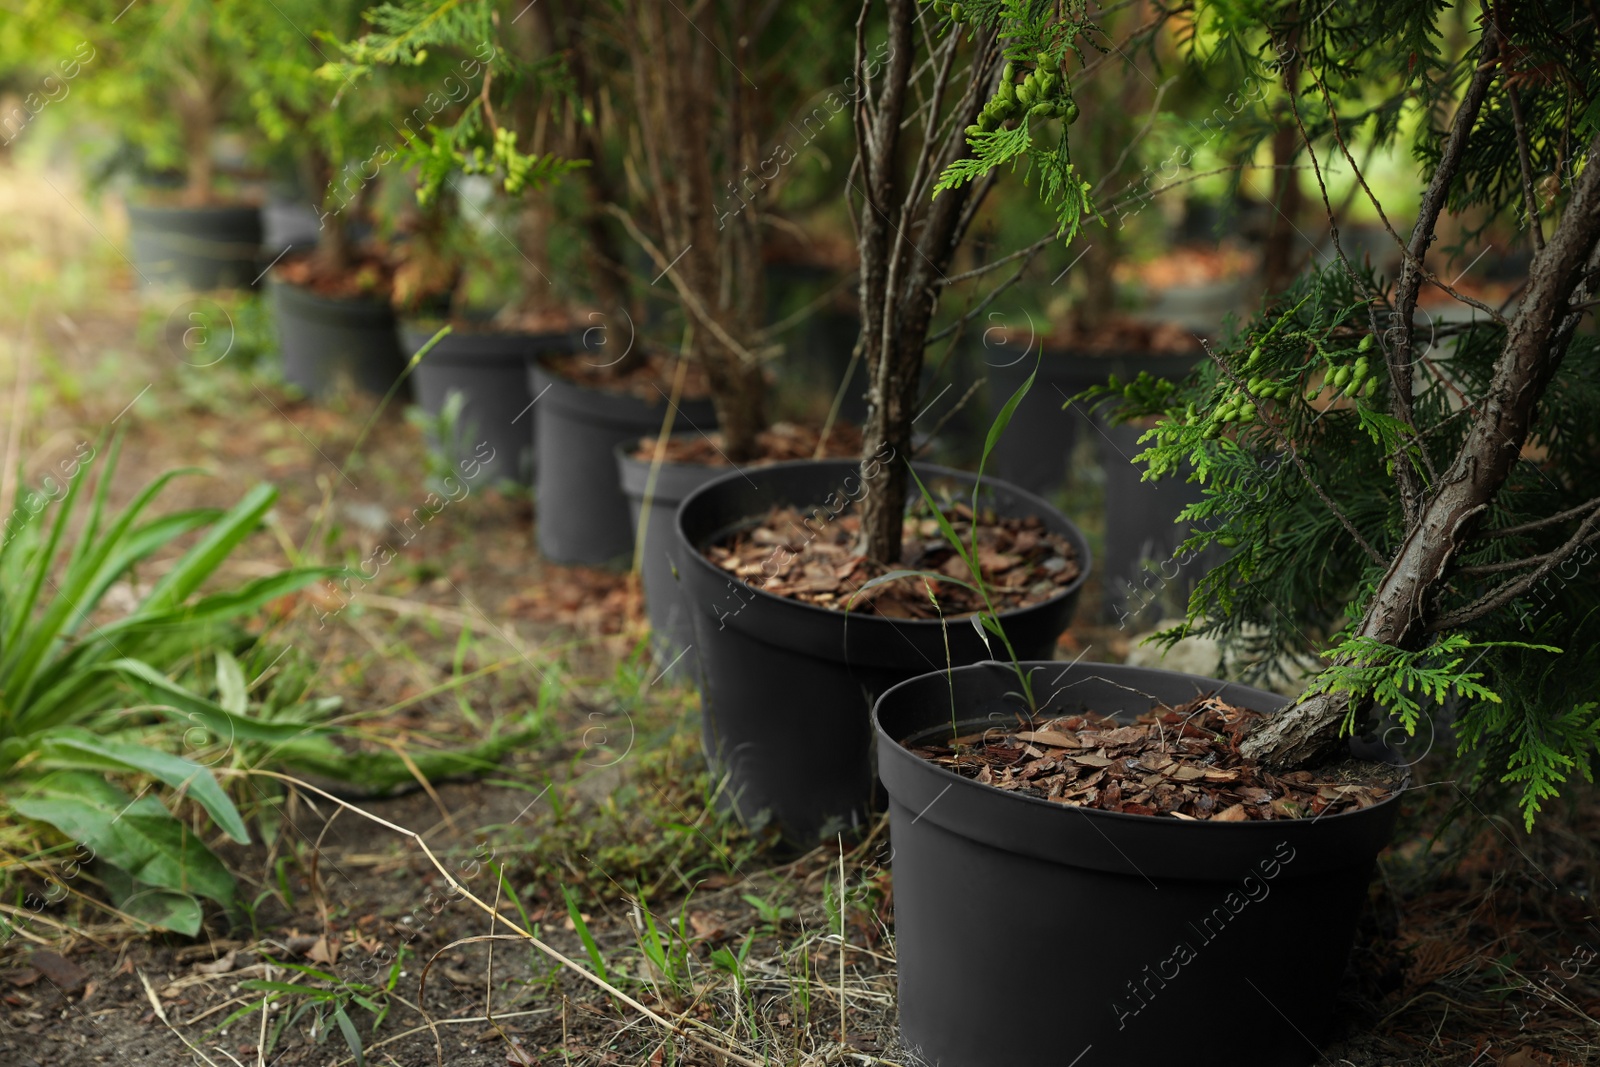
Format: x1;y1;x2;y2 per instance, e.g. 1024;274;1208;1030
1508;84;1545;254
1385;32;1501;524
1480;495;1600;541
1431;509;1600;630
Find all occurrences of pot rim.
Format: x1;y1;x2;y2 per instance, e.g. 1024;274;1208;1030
675;458;1092;632
267;276;393;312
874;658;1407;831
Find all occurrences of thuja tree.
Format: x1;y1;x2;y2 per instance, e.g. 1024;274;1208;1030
18;0;250;203
232;0;397;276
851;0;1106;561
326;0;607;317
611;2;851;461
1095;0;1600;826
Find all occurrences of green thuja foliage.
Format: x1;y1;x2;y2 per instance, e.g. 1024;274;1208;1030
930;0;1101;240
325;0;582;208
1075;2;1600;827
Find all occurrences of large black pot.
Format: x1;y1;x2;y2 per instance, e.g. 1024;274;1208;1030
1097;418;1209;627
530;360;718;565
402;324;578;486
984;345;1203;495
614;441;728;681
876;660;1403;1067
260;197;323;259
676;460;1091;842
127;203;263;291
270;280;407;399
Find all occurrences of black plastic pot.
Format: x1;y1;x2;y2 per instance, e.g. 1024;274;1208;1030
270;280;407;399
876;660;1403;1067
615;441;728;680
984;345;1203;495
127;203;263;291
530;360;718;565
676;460;1091;842
402;324;577;486
1097;417;1209;627
260;197;323;259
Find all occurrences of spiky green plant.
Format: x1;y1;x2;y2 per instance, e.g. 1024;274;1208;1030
0;439;330;933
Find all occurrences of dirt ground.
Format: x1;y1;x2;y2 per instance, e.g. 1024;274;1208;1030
1;166;1598;1066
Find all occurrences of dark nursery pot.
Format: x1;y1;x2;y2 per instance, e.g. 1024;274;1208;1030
675;460;1091;843
260;196;324;259
875;660;1403;1067
530;360;718;565
127;203;263;290
985;345;1202;495
615;441;727;681
270;280;407;399
402;324;578;486
1097;416;1209;627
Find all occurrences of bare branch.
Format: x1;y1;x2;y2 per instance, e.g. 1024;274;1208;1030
1480;495;1600;541
937;233;1053;287
1386;31;1502;512
1431;509;1600;631
913;378;986;456
604;204;770;366
923;243;1043;347
1508;84;1545;254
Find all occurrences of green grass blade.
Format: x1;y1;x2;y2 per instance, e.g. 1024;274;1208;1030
139;482;278;613
906;466;974;573
333;1005;367;1067
562;885;608;985
0;450;89;664
108;658;332;744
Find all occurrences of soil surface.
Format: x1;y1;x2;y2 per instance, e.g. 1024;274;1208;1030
705;494;1082;619
909;693;1402;819
542;350;713;402
628;421;862;465
275;254;396;302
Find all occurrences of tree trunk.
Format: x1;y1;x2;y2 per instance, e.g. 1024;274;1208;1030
177;91;216;207
533;0;637;355
1261;43;1303;293
310;148;352;276
1242;131;1600;768
854;1;998;563
1260;122;1304;291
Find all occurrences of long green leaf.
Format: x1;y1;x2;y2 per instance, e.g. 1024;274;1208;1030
977;353;1039;486
3;466;205;708
66;509;224;635
108;658;332;744
37;729;249;843
0;449;89;666
12;771;235;906
907;465;974;574
140;482;278;613
563;885;609;984
334;1005;367;1067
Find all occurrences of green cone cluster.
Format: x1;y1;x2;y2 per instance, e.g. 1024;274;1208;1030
968;56;1079;136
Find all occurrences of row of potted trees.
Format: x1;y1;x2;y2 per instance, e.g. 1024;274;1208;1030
619;2;1598;1065
19;0;1597;1064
